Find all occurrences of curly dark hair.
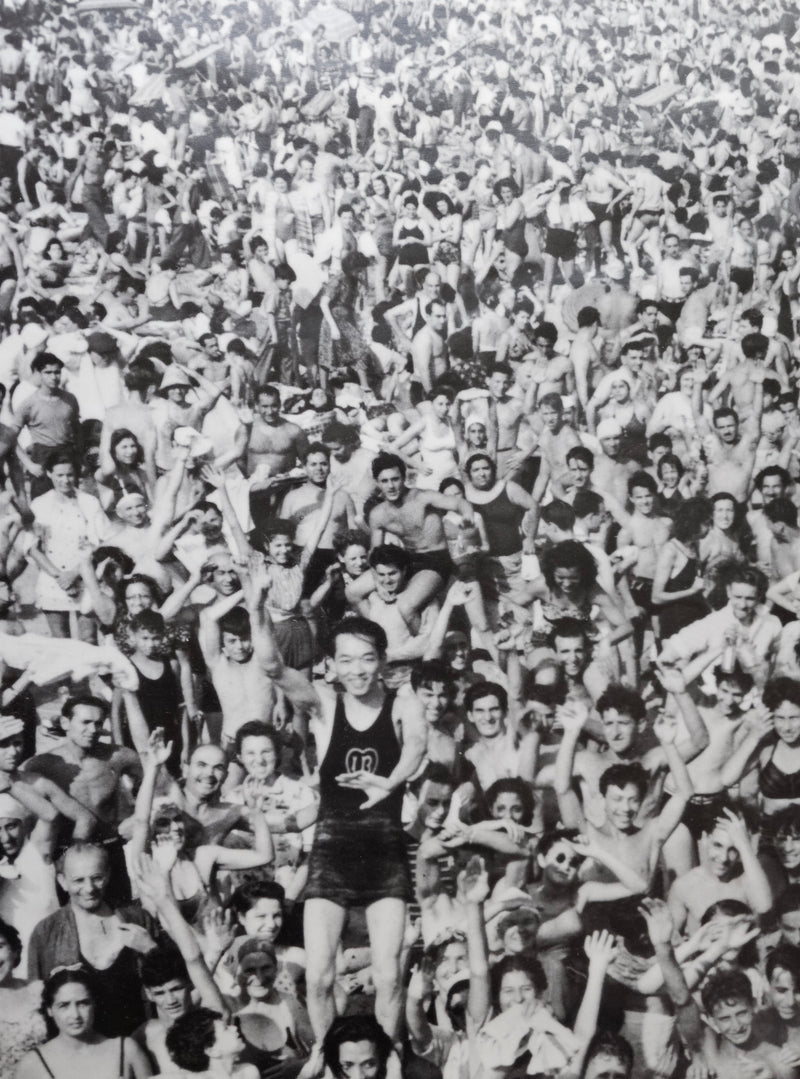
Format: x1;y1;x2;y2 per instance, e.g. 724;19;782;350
670;496;713;545
166;1007;223;1072
541;540;598;594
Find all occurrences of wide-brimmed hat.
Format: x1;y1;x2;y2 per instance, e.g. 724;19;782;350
157;367;196;395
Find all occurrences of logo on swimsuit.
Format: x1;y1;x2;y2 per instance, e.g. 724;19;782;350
344;748;378;774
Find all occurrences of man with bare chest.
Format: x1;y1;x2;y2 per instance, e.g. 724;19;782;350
280;442;356;588
246;385;308;477
411;300;449;392
23;695;142;902
363;453;474;609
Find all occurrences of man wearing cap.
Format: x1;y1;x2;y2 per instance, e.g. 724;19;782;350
67;329;125;424
150;364;223;475
592;418;639;506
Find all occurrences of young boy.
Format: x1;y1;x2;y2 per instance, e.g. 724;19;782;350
137;948;225;1073
119;609;185;774
697;970;795;1079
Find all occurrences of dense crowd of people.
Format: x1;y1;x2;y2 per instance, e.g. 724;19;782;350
2;0;800;1077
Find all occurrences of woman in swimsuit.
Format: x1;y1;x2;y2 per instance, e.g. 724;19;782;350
391;196;432;295
14;966;152;1079
651;496;712;642
723;679;800;818
523;540;634;681
494;177;527;281
95;430;152;512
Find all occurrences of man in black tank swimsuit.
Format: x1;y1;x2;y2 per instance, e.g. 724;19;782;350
266;614;426;1067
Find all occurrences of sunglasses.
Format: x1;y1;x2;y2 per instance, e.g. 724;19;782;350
553;851;583;868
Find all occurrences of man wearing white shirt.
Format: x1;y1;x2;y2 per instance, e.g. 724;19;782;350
660;565;781;688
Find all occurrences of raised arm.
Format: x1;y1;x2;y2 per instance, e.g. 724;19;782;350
651;666;710;762
573;931;618;1052
713;809;773;915
461;856;492;1027
200;465;252;559
719;709;772;787
149;446;189;539
650;716;694;848
553;702;589;830
129;728;171;865
198;587;246;666
133;850;229;1017
199;783;274;876
639;898;704;1052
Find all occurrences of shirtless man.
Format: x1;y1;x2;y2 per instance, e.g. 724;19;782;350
411;299;449;392
23;695;142;902
165;742;247;845
531;393;582;502
485;363;536;479
598;259;638;340
555;701;693;903
280;442;355;585
663;663;757;868
23;695;141;839
348;544;439;671
667;810;773;934
364;453;474;609
570;306;602;416
246;384;308;478
708;334;775;424
698;394;763;504
591;419;639;506
0;713;96;838
522;322;574;401
293;154;332;238
550;617;611;706
553;675;706;832
608;471;671;623
455;681;539;803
